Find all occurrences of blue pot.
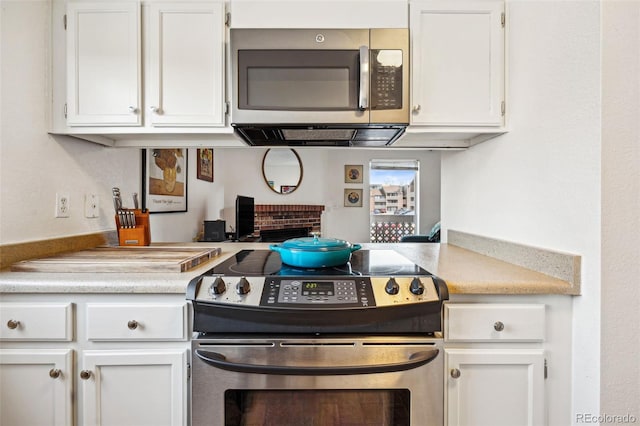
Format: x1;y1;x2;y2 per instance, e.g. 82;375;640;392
269;235;362;268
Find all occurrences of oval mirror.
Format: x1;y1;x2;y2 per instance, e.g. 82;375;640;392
262;148;303;194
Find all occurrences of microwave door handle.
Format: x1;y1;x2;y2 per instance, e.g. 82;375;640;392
358;45;369;110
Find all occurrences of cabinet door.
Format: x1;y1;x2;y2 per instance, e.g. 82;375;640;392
66;1;141;126
0;349;73;426
445;348;545;426
81;349;187;426
147;2;226;127
410;0;505;127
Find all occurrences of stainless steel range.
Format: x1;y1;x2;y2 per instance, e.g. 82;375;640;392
187;249;449;426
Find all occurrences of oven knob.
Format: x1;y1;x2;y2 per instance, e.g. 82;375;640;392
236;277;251;295
210;277;226;295
385;277;399;295
410;277;425;295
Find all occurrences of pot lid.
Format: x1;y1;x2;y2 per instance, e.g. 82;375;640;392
279;235;353;251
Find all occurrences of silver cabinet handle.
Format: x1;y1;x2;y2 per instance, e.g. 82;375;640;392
412;105;421;113
494;321;505;332
80;370;92;380
127;320;138;330
49;369;61;379
358;45;369;110
6;319;20;329
149;106;161;114
450;368;461;379
128;106;138;114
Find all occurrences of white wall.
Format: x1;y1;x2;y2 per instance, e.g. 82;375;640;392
440;1;601;423
320;148;441;242
0;0;140;244
146;148;226;242
601;1;640;418
214;148;441;243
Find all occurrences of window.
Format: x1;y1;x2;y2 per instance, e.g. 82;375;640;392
369;160;419;243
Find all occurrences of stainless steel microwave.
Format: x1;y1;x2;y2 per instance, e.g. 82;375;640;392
230;28;409;146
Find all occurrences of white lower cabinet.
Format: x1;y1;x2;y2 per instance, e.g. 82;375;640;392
445;348;545;426
444;303;547;426
0;349;74;426
0;294;572;426
81;349;187;426
0;296;190;426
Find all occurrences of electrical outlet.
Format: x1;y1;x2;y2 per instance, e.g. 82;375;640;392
85;194;99;218
55;193;70;218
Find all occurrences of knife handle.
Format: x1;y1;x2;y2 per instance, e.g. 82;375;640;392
117;210;126;228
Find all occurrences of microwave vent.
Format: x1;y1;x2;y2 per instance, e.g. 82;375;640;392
232;124;406;147
282;129;355;141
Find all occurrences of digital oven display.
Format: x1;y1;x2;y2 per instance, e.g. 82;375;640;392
302;281;334;294
263;278;368;306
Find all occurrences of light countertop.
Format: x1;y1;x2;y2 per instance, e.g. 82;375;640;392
0;242;578;295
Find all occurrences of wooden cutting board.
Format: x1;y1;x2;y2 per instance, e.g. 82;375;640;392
11;246;221;273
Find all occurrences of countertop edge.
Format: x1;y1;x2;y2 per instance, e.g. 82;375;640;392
0;242;579;296
448;229;581;294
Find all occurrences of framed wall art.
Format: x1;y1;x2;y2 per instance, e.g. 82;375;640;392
344;188;363;207
196;148;214;182
142;148;188;213
344;164;363;183
280;185;296;194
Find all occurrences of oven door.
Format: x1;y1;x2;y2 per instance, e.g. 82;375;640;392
191;336;443;426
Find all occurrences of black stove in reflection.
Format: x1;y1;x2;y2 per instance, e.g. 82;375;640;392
208;249;431;277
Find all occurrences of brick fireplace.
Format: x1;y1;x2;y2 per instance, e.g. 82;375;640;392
254;204;325;237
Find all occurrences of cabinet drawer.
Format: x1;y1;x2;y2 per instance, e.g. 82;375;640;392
0;303;73;341
86;303;187;341
445;303;545;342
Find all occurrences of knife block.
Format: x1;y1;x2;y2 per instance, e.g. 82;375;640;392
115;210;151;246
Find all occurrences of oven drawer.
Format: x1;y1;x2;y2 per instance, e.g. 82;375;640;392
86;303;188;341
0;303;73;341
445;303;545;342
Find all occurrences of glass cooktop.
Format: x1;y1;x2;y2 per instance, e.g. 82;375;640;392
208;249;431;277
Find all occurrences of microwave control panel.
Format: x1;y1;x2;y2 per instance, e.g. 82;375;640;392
370;49;403;110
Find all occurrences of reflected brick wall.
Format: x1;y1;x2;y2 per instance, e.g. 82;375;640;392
254;205;325;235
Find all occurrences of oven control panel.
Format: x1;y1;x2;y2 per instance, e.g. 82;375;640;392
189;275;442;309
261;277;374;307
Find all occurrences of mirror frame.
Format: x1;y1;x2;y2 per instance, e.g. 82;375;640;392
261;148;303;194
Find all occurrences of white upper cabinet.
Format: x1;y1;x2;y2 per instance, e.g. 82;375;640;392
63;0;227;134
56;0;508;148
146;2;226;127
409;0;505;128
66;1;142;126
230;0;407;28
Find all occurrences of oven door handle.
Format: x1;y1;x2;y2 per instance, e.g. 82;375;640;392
194;348;439;376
